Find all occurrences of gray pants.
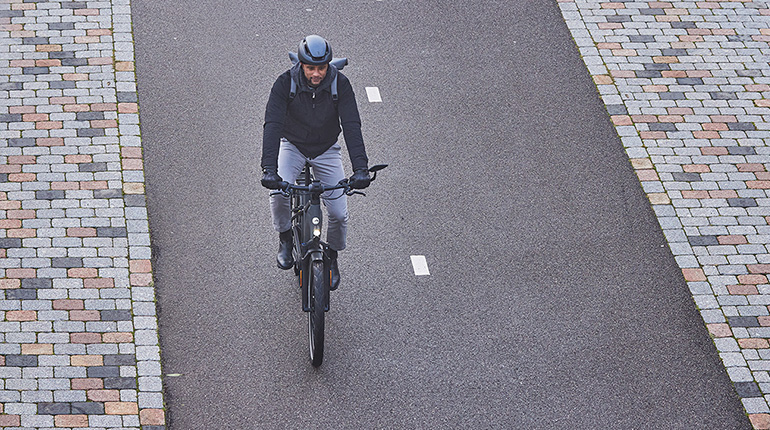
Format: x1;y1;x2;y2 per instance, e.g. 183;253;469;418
270;139;348;251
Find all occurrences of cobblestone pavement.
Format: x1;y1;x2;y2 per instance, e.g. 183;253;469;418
557;0;770;428
0;0;164;428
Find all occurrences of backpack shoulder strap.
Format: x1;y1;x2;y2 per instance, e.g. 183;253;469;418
331;74;338;105
289;77;297;101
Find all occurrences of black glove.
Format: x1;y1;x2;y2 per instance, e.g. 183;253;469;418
261;168;283;189
349;168;371;189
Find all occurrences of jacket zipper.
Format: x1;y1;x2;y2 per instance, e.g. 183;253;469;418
312;91;315;109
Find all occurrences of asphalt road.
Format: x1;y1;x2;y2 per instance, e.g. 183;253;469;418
132;1;750;428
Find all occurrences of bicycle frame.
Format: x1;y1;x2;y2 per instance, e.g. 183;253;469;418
291;165;331;312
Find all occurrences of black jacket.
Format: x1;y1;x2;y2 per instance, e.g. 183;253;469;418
261;62;368;171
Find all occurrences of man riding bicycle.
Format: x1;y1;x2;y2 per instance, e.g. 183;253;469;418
260;35;370;290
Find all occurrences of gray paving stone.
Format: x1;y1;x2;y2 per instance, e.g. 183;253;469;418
561;0;770;422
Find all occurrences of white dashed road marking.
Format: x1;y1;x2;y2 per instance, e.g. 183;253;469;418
410;255;430;276
366;86;382;102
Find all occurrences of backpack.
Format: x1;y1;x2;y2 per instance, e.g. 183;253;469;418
288;52;348;105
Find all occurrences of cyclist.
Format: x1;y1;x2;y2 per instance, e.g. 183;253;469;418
260;35;370;290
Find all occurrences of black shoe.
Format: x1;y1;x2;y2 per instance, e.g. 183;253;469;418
277;230;294;270
329;249;340;290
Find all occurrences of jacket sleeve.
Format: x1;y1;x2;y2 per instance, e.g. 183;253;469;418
337;74;369;171
260;72;291;170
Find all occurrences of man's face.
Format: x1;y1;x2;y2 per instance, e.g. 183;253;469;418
302;63;328;87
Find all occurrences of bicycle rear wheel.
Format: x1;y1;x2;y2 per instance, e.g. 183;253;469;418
308;260;325;367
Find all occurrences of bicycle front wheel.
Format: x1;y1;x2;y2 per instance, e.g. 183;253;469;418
308;260;325;367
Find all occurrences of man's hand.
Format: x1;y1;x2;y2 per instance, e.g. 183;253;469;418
349;168;371;189
261;168;283;189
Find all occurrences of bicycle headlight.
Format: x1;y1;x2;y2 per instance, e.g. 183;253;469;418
310;217;321;237
312;217;321;236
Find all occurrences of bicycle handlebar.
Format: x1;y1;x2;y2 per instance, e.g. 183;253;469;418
269;164;388;197
277;180;350;196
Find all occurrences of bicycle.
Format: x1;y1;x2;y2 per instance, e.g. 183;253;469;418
272;163;387;367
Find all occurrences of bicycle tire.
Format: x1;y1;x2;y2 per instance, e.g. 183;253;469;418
292;224;301;277
308;260;325;367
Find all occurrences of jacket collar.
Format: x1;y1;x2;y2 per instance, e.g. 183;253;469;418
290;61;337;93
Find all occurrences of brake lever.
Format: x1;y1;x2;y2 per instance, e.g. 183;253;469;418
270;188;290;197
346;190;366;197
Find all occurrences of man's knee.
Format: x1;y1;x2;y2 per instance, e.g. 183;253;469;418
327;206;349;225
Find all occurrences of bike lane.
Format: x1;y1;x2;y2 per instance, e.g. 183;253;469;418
131;0;751;428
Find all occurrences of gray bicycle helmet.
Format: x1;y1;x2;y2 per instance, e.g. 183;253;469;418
297;35;332;65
